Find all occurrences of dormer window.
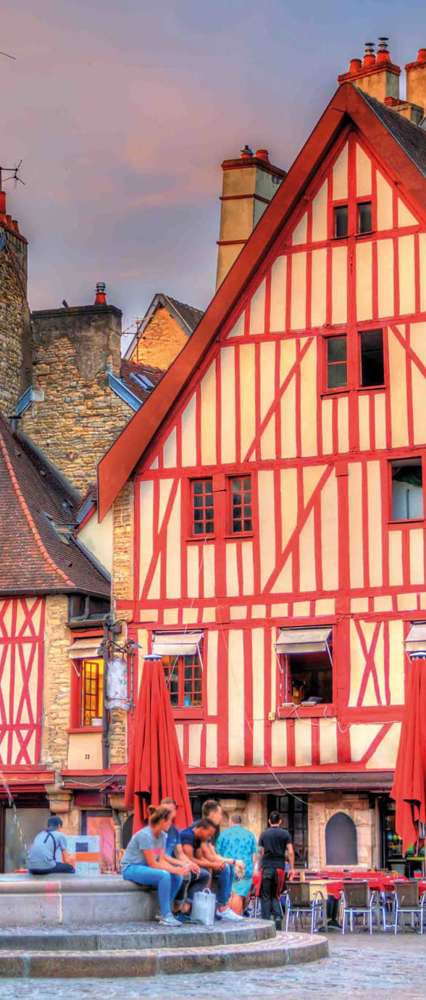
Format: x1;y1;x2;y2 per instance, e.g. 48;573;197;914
333;205;348;239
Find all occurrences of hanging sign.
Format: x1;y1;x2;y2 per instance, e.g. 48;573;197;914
105;657;129;710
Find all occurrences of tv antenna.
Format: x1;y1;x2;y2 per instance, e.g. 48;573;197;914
0;50;16;61
0;162;25;190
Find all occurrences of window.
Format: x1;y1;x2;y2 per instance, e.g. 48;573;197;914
163;654;202;708
152;632;203;712
80;659;104;726
357;201;372;234
276;627;333;705
326;336;347;389
230;475;252;533
391;459;424;521
360;329;384;386
191;479;214;535
333;205;348;239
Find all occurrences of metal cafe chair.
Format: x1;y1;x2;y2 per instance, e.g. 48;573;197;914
392;880;426;934
341;881;383;934
283;882;326;934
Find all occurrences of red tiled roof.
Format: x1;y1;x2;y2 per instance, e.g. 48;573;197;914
0;415;109;596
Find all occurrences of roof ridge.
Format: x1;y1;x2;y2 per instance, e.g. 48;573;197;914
0;428;74;588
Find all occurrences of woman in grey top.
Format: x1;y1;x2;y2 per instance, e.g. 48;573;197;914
122;805;189;926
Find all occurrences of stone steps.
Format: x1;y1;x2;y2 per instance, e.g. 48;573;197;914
0;932;328;978
0;918;275;952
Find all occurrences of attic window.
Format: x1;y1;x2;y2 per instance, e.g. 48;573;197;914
334;205;348;239
130;372;154;391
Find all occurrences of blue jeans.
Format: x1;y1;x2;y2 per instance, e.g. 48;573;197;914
123;865;183;917
212;863;233;906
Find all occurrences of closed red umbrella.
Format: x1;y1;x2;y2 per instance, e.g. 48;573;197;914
391;657;426;853
125;655;193;831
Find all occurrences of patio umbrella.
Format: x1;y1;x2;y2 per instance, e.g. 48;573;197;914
391;656;426;853
124;655;193;831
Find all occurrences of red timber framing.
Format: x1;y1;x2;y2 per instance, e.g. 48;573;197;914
101;80;426;785
0;598;44;766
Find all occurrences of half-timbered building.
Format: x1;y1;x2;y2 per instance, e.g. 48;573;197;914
99;43;426;868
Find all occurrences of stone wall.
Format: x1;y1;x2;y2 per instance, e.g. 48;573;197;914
41;594;71;771
22;305;130;493
112;483;134;610
0;242;31;415
308;792;380;869
131;307;187;370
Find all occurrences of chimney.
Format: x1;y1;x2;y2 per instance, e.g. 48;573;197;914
405;49;426;122
338;38;400;103
94;281;107;305
216;146;286;289
0;180;28;289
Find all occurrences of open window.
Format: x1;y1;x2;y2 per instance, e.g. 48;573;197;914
152;632;203;711
333;205;348;239
276;626;333;705
360;329;384;386
326;335;347;389
391;458;424;521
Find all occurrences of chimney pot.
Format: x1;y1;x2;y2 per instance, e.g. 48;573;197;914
95;282;107;306
417;48;426;64
0;192;5;215
240;144;253;159
349;58;362;75
255;148;269;162
363;41;376;68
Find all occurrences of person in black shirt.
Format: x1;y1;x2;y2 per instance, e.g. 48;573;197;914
258;811;295;924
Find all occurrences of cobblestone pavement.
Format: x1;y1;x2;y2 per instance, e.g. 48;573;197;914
0;933;424;999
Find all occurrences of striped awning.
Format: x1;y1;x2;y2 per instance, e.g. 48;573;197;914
69;636;102;660
405;623;426;656
152;631;203;657
276;626;332;655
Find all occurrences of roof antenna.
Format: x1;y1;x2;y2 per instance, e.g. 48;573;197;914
0;50;16;61
0;162;25;190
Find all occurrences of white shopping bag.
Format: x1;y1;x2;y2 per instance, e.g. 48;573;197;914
190;888;217;926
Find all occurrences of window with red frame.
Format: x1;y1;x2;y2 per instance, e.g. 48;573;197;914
80;658;104;726
191;478;214;535
326;335;347;389
229;475;252;533
163;654;202;708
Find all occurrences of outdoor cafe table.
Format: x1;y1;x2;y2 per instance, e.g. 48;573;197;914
317;874;426;900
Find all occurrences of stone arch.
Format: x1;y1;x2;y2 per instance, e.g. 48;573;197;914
325;811;358;865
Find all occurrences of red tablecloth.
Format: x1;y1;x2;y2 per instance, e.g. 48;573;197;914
325;877;426;900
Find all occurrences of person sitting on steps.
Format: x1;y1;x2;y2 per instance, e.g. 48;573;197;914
181;806;243;921
27;815;76;875
121;805;188;927
160;797;210;920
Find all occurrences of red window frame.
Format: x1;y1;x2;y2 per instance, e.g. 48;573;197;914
75;658;104;727
191;478;214;537
162;653;203;716
325;334;348;390
228;475;253;534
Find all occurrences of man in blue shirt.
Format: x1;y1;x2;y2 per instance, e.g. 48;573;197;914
181;808;242;921
161;798;209;916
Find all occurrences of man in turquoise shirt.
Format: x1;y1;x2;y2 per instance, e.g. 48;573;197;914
216;813;257;914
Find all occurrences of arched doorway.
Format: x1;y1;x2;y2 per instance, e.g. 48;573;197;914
325;811;358;865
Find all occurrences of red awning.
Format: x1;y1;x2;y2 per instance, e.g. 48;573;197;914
124;658;192;831
391;658;426;852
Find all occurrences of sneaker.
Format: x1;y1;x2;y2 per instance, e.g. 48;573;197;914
217;907;243;921
159;914;181;927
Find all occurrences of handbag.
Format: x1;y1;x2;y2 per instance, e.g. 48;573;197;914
190;887;217;926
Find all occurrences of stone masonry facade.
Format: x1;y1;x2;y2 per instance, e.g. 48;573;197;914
131;306;187;370
22;305;131;493
0;242;31;415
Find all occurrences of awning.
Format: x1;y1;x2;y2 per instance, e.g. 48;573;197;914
152;631;203;657
69;636;102;660
405;623;426;656
276;626;332;655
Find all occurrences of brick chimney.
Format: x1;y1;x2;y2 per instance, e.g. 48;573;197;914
405;49;426;122
338;39;400;102
216;146;286;289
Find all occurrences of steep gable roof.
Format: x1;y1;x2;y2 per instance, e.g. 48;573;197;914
0;416;109;596
98;82;426;519
124;292;204;360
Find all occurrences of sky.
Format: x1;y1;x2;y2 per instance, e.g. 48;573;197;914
2;0;426;339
